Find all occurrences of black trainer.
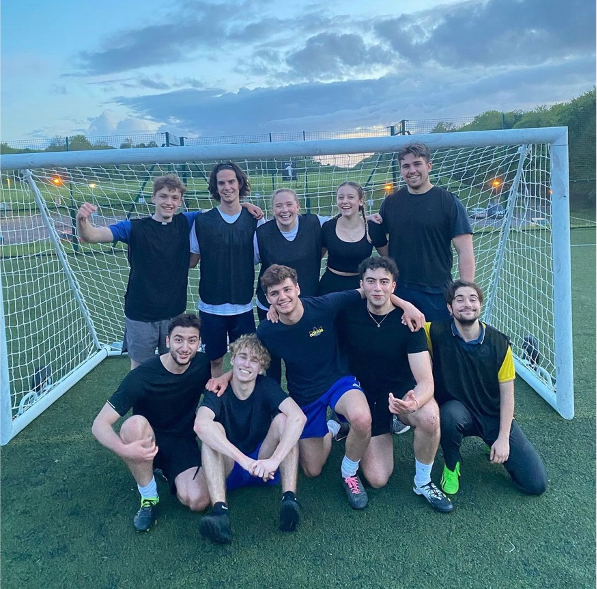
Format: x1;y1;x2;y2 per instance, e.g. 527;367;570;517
342;475;368;510
413;481;454;513
200;512;233;544
133;498;159;532
279;497;301;532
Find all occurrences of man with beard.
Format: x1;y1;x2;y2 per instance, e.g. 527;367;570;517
92;314;211;532
426;280;547;497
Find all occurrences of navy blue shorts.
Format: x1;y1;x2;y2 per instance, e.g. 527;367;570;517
225;442;281;492
300;375;363;439
395;285;451;322
199;310;256;361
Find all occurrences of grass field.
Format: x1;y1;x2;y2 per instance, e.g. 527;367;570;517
1;227;595;589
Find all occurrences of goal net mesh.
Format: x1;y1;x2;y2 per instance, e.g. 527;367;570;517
0;139;558;431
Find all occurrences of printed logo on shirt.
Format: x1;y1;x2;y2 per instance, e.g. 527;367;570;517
309;326;324;338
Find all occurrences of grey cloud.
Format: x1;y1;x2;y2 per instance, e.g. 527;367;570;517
375;0;595;68
70;1;333;77
285;33;394;79
113;53;594;136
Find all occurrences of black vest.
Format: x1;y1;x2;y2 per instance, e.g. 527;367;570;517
195;208;257;305
256;215;322;307
429;320;509;417
125;214;190;321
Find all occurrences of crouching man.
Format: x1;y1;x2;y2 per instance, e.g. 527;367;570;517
194;334;306;544
91;314;211;532
428;280;548;497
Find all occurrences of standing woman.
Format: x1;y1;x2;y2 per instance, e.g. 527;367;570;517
255;188;324;319
318;182;388;294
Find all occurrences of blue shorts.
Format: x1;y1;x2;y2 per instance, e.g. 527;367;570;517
395;285;451;322
226;442;281;492
199;310;256;361
300;375;363;439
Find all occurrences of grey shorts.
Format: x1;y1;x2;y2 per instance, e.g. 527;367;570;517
123;317;170;363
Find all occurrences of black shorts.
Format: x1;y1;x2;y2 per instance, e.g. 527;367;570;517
153;433;201;494
363;386;411;437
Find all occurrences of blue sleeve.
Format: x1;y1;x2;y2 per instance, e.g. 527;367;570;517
108;220;132;244
451;195;473;237
183;211;203;229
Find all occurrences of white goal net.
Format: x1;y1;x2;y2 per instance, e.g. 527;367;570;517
0;128;573;443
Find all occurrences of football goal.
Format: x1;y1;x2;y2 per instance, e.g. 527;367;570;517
0;127;573;443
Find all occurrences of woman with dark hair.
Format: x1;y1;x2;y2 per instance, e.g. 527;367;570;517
318;182;388;294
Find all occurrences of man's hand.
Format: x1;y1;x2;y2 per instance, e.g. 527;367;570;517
490;437;510;464
119;438;159;462
400;302;425;332
367;213;383;224
206;371;232;397
243;202;264;220
266;306;280;323
77;202;97;222
388;390;419;416
250;458;279;481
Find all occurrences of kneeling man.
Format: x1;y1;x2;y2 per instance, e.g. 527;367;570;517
92;314;211;532
194;334;306;544
338;256;453;513
427;280;547;497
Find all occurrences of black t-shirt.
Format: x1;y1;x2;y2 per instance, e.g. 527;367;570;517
108;353;211;436
338;299;428;398
379;186;472;291
257;290;361;406
199;375;288;455
124;214;191;321
321;217;387;273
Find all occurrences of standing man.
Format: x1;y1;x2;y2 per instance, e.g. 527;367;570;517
256;265;422;510
77;175;198;369
191;162;261;377
91;314;211;532
337;256;453;513
426;280;547;497
194;334;306;544
379;142;475;320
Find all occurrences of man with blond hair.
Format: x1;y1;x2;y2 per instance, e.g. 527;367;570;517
195;334;306;544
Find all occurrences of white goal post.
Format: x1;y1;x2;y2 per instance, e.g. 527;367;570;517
0;127;573;443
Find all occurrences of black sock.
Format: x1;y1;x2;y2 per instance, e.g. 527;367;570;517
281;491;296;502
212;501;228;514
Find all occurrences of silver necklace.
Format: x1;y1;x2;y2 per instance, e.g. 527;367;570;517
368;309;390;328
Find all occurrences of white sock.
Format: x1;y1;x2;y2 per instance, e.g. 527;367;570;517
341;455;360;479
414;460;433;489
327;419;341;437
137;476;158;500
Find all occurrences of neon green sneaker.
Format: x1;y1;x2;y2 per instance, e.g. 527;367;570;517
134;497;159;532
440;463;461;495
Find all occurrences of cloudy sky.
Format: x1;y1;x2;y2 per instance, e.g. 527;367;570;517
1;0;595;141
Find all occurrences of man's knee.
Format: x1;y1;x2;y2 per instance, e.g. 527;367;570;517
301;463;323;478
120;415;152;443
364;470;390;489
177;487;210;511
413;401;440;434
347;408;372;435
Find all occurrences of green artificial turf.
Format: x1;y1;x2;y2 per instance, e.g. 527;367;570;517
1;228;595;589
